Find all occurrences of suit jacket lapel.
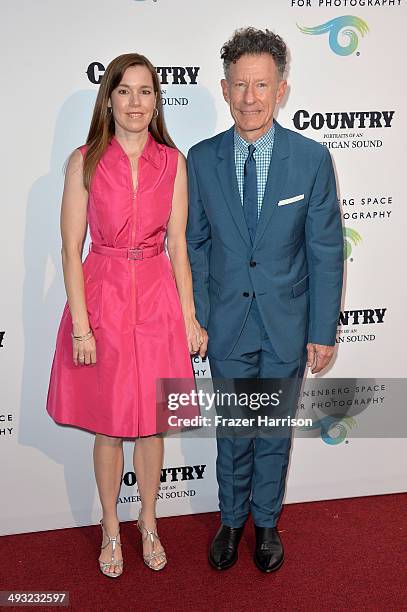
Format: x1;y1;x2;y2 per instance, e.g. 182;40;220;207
253;121;290;249
216;127;251;247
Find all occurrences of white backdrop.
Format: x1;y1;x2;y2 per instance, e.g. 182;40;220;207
1;0;406;536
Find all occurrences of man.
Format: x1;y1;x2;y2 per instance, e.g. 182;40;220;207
186;28;343;573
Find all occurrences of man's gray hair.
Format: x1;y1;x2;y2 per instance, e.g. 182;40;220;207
221;27;287;80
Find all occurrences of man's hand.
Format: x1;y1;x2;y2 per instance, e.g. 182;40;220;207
306;343;335;374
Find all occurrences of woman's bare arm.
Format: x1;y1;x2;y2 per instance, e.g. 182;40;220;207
60;149;96;365
167;152;208;357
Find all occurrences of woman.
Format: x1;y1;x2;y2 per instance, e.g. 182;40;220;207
46;53;208;577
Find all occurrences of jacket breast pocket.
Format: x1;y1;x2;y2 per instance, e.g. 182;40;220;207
292;274;309;298
278;194;305;206
85;280;103;330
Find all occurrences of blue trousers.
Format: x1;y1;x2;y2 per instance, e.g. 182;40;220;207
209;298;307;528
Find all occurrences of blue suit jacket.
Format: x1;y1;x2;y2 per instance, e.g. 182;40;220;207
186;121;344;362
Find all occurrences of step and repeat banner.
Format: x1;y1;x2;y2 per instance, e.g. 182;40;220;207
1;0;406;535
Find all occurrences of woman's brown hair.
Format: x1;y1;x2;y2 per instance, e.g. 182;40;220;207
83;53;175;190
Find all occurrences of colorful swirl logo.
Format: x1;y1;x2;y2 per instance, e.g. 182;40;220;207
297;16;369;56
299;416;357;445
343;227;362;260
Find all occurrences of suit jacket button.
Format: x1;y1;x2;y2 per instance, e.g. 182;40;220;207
250;260;257;267
243;292;250;297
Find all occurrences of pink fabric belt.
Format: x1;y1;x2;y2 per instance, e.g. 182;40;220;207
90;242;164;260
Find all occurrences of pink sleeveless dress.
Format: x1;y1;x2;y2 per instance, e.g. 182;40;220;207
46;134;194;437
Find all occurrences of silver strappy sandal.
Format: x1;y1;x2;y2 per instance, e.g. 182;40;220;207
98;519;123;578
137;513;167;571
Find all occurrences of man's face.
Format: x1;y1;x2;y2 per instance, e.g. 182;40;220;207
221;53;287;142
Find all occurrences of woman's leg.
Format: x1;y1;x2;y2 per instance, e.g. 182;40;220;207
133;435;165;566
94;433;124;574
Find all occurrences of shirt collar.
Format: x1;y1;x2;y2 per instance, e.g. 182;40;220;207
109;132;161;168
234;122;275;157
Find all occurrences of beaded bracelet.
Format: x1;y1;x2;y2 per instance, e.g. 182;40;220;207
71;329;93;341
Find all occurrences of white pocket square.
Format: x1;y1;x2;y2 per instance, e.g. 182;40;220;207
278;194;305;206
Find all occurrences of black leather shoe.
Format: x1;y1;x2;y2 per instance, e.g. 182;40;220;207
253;526;284;573
208;524;245;570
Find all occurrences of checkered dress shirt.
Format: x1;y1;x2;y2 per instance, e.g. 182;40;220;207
234;123;275;218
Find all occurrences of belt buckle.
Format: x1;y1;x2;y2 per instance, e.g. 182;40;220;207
128;248;143;260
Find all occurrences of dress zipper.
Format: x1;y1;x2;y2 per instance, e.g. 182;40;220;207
127;154;140;436
131;185;138;327
128;156;139;326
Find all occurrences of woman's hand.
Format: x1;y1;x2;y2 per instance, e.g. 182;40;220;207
184;315;208;358
72;333;97;366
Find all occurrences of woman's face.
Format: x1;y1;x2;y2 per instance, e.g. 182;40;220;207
109;65;156;136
